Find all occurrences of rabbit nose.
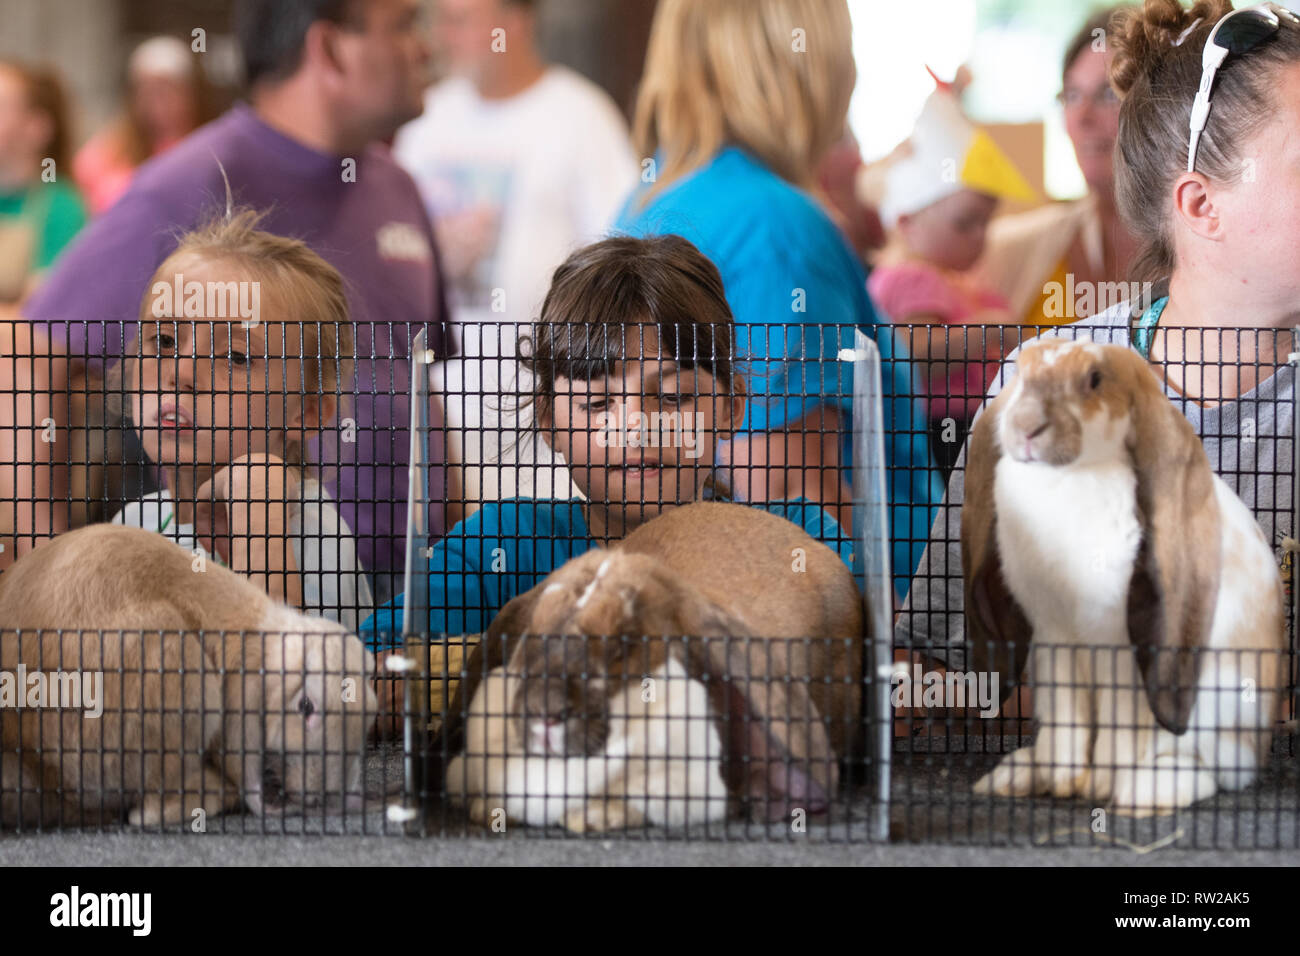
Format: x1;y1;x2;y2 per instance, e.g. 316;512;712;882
528;718;568;755
1026;421;1049;440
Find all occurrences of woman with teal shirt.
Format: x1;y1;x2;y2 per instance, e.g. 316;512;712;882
616;147;941;593
614;0;942;593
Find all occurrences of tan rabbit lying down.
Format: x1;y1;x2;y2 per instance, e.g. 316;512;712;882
0;524;376;827
440;501;866;833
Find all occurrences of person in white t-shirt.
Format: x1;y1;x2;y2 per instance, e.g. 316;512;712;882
109;210;374;632
394;0;639;518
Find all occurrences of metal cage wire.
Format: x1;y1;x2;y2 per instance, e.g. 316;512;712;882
0;319;1294;847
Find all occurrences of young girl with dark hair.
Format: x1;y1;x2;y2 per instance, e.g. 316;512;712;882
363;234;854;650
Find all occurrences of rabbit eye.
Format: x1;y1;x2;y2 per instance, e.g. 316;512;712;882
298;696;315;717
1087;369;1103;391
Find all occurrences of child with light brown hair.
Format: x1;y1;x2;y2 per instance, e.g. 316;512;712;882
110;208;373;630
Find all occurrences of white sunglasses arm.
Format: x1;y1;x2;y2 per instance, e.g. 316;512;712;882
1186;43;1230;172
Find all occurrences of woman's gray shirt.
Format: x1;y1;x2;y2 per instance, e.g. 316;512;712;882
895;297;1296;669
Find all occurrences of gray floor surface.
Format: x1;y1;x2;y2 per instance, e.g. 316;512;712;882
4;737;1297;866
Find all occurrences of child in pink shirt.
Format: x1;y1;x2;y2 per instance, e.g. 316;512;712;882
869;245;1009;425
867;83;1035;476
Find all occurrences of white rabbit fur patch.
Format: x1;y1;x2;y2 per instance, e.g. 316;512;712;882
446;655;728;831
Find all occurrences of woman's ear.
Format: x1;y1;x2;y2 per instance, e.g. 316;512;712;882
536;400;573;463
1124;370;1221;733
1171;172;1224;243
534;399;554;434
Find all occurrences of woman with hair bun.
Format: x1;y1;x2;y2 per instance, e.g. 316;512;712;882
901;0;1300;679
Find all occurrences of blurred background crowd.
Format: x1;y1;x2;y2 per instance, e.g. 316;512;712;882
3;0;1294;602
0;0;1212;323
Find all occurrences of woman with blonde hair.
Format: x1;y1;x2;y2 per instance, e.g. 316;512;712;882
616;0;941;591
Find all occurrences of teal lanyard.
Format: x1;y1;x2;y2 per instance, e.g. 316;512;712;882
1134;295;1168;360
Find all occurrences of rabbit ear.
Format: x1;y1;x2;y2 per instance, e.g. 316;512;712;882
1124;371;1221;733
962;395;1032;700
487;586;544;643
683;629;836;821
437;588;537;759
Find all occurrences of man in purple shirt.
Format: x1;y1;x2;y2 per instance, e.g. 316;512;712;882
11;0;452;602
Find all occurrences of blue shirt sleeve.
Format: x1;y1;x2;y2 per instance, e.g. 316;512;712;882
762;499;855;569
360;506;501;651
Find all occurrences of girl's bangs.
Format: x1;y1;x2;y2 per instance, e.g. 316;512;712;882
539;321;631;382
540;317;727;382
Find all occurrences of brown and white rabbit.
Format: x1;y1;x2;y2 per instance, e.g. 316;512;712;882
963;338;1285;815
441;501;865;832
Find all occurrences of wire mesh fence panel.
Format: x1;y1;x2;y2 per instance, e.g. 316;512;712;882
397;319;884;840
892;321;1298;850
0;627;393;835
0;319;411;833
2;312;1295;847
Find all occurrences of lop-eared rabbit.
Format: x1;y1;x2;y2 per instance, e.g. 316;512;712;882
441;501;865;833
963;338;1285;815
0;524;376;826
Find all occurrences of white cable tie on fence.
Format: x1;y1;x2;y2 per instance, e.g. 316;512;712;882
384;654;416;673
386;804;419;824
837;347;870;362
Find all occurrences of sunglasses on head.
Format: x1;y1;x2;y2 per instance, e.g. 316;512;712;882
1187;3;1300;173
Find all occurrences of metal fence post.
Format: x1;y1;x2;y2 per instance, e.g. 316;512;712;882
392;328;433;836
847;330;892;842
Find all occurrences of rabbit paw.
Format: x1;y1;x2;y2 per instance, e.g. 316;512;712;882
973;746;1038;797
1110;759;1217;817
563;798;642;833
465;798;497;827
127;796;178;827
1050;765;1091;799
973;743;1090;798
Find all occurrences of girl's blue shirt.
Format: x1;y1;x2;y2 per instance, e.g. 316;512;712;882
613;146;943;590
361;496;853;650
